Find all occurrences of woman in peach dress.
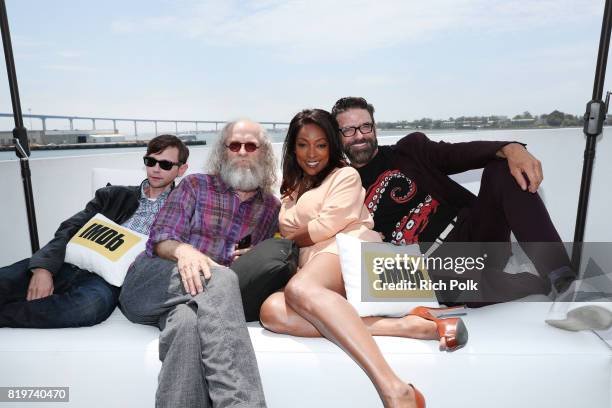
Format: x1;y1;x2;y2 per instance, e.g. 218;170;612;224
260;109;468;408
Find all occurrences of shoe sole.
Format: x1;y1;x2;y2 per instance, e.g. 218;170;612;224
429;305;467;318
545;305;612;331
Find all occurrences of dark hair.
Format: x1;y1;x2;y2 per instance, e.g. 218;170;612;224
146;134;189;164
280;109;346;198
330;96;376;124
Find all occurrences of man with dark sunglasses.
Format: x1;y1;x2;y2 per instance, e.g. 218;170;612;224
330;96;577;306
120;119;279;408
0;134;188;328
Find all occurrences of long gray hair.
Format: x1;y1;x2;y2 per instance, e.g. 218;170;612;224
207;119;278;195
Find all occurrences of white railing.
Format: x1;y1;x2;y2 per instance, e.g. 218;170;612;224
1;129;611;267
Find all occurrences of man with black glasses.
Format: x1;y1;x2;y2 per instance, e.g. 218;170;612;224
0;134;188;328
120;119;279;408
330;96;577;305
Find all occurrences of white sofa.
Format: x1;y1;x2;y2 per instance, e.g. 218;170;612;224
1;164;611;408
1;302;610;407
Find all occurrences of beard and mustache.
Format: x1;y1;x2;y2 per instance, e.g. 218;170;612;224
344;136;378;166
219;156;266;192
219;135;376;190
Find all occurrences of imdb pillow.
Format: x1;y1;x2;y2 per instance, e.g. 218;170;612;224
65;213;147;286
336;233;438;317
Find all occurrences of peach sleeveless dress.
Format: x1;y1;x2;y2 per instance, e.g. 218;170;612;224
279;166;382;268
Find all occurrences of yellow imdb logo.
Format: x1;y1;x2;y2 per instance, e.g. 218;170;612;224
69;218;144;262
363;250;435;299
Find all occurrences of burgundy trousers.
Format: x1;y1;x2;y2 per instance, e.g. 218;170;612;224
442;159;574;303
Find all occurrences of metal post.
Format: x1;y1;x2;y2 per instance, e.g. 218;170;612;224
69;117;73;130
133;120;138;139
154;121;158;136
571;0;612;272
175;121;178;134
0;0;39;252
112;119;117;133
92;118;96;131
195;122;198;132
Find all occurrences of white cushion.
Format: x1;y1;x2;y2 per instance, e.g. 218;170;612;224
91;167;146;196
91;167;201;195
1;302;610;408
336;233;438;317
64;213;147;286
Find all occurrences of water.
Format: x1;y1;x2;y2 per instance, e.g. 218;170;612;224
0;130;282;160
0;127;588;161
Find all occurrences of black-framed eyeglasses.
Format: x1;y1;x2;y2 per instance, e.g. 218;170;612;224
339;122;374;137
143;156;182;171
225;142;259;152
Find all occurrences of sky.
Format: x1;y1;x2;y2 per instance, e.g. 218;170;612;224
0;0;608;126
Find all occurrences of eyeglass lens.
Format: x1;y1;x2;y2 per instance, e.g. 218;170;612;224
340;123;374;137
227;142;258;152
143;156;176;170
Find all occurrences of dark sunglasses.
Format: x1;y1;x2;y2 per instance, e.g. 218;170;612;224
143;156;182;171
225;142;259;152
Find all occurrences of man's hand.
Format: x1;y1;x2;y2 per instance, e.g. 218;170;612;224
497;143;543;193
27;268;54;301
175;244;219;296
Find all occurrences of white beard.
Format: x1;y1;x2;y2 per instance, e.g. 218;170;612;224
220;158;265;192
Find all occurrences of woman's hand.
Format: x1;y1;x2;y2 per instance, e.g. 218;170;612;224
285;226;314;247
233;246;252;261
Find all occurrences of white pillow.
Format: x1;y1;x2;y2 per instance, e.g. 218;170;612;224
91;168;145;196
336;233;438;317
65;213;147;286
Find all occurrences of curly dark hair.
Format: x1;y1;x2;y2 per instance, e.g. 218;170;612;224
280;109;346;198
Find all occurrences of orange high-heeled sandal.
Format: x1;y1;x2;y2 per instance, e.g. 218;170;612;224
409;305;468;351
409;384;426;408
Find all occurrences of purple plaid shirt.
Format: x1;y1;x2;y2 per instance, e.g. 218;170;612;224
146;173;280;266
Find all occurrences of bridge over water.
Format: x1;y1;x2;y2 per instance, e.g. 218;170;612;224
0;112;289;142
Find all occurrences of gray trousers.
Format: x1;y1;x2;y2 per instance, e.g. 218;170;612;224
119;254;267;408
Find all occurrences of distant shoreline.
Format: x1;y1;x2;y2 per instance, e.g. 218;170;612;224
0;140;207;152
0;125;598;154
376;125;586;131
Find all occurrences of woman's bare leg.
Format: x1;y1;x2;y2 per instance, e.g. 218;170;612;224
260;283;446;348
268;253;421;408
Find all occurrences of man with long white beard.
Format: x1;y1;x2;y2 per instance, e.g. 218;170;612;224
120;119;279;408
